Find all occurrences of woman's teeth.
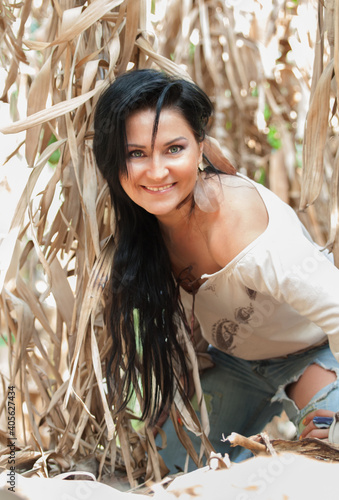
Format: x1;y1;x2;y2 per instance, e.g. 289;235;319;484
145;183;174;192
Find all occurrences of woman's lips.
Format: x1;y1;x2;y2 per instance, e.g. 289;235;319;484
143;183;175;192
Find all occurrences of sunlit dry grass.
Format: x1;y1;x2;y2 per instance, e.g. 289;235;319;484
0;0;338;487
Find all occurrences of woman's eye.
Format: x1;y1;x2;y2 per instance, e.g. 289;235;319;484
129;150;144;158
168;145;182;154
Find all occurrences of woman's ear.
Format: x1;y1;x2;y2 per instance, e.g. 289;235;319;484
203;136;236;174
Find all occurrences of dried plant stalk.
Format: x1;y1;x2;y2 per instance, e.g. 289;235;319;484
0;0;338;489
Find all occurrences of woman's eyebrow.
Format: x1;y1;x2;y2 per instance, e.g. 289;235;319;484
127;137;188;148
127;143;146;148
164;136;187;146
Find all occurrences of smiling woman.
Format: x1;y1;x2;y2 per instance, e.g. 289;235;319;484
93;69;339;473
121;108;202;222
92;69;231;429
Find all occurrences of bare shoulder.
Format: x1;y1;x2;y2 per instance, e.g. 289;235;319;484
220;174;268;217
208;174;269;267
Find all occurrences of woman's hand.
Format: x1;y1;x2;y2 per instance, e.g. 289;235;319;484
300;409;335;439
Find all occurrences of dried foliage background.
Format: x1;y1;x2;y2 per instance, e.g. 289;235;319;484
0;0;339;488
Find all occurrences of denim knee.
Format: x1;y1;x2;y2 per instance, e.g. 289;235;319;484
272;351;339;436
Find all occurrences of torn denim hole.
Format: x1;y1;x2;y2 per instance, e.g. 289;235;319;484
272;360;339;436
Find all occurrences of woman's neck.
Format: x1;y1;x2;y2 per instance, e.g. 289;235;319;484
158;203;211;244
158;204;222;286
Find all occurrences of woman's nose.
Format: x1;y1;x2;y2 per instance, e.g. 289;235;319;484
147;155;169;180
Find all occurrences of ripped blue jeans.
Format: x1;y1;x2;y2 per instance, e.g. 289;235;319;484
157;343;339;473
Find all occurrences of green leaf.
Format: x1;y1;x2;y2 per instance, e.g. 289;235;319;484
0;333;15;346
47;134;61;165
189;42;196;61
264;103;271;121
255;167;266;185
267;126;281;150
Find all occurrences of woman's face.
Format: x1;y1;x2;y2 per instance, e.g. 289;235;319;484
120;107;203;225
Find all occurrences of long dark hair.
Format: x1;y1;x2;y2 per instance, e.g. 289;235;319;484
93;69;223;424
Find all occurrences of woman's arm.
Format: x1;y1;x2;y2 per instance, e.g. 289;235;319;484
239;227;339;361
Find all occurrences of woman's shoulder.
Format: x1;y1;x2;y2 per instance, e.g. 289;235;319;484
206;174;269;267
219;173;297;226
219;173;269;230
220;173;267;207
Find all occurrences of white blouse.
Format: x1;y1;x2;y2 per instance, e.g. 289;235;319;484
180;174;339;362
